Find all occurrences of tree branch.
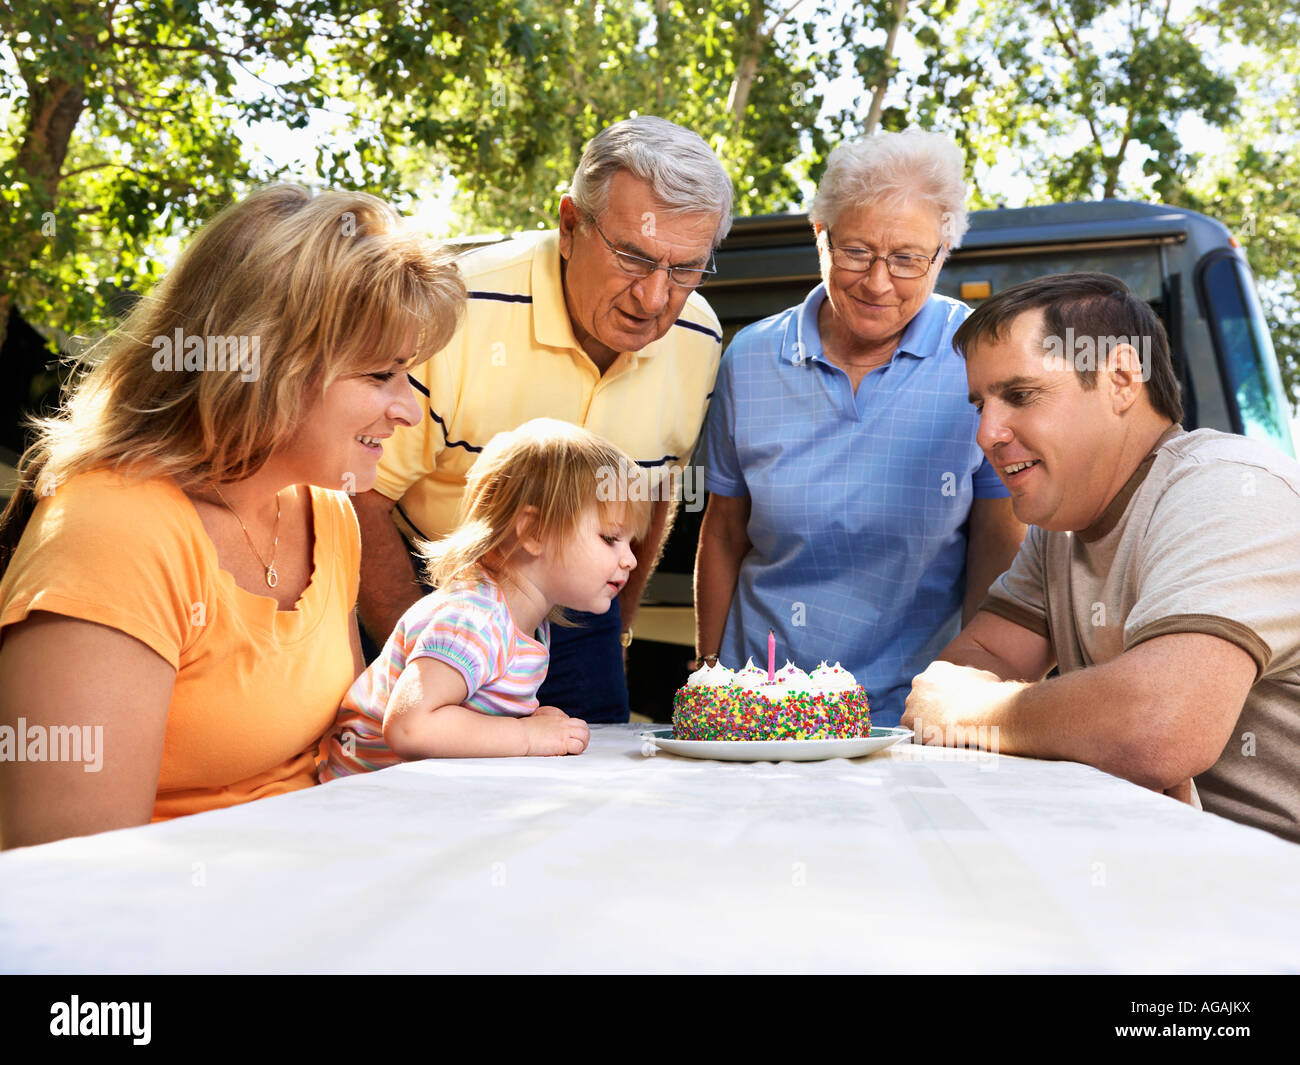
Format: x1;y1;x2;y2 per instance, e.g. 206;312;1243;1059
1045;1;1078;61
759;0;812;45
59;162;120;180
106;35;252;62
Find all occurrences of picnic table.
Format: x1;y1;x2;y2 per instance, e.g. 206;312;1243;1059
3;724;1298;973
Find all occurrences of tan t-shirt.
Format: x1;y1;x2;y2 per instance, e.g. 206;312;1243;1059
983;427;1300;843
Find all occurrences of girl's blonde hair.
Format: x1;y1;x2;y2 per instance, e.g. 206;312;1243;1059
0;183;466;573
420;419;654;619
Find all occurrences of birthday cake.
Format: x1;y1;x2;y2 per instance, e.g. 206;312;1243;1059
673;659;871;741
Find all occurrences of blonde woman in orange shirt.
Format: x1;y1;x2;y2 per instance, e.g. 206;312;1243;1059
0;185;465;848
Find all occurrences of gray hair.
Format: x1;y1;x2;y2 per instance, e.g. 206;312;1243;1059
809;128;970;248
569;116;734;246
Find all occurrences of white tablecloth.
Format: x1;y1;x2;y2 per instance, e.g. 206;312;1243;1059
2;725;1299;973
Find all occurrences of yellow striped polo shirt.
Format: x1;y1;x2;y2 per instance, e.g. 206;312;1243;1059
374;230;723;541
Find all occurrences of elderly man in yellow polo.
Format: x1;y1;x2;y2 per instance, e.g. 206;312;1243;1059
904;272;1300;844
354;116;732;723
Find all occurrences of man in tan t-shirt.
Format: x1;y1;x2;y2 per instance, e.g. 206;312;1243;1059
902;272;1300;844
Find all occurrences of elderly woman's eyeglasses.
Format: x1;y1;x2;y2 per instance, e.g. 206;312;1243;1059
587;216;717;289
825;235;944;279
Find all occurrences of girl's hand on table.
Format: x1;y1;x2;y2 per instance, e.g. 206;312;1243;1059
533;704;568;719
523;710;589;756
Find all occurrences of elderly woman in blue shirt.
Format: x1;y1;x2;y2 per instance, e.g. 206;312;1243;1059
694;129;1025;726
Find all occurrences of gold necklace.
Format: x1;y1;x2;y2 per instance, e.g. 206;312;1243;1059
213;485;281;588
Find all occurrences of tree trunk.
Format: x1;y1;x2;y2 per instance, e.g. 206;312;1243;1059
863;0;909;135
4;72;86;356
1103;165;1120;199
726;0;767;132
0;292;12;359
654;0;669;110
14;74;85;202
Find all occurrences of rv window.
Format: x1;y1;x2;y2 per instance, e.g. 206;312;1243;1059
1200;254;1294;457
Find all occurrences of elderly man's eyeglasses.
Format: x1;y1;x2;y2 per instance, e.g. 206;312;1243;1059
825;234;944;279
587;216;717;289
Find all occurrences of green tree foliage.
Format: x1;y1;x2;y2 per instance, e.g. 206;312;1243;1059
0;0;850;354
0;1;607;353
912;0;1237;202
0;0;382;358
898;0;1298;404
1186;49;1300;404
335;0;842;232
2;0;1298;409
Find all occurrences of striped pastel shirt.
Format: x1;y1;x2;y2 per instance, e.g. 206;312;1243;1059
319;571;550;780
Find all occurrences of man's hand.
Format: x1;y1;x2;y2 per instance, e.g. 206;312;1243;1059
903;660;1028;747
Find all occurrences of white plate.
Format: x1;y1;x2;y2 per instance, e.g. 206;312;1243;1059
640;726;913;762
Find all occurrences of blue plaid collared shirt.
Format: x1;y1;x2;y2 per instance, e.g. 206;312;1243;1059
701;284;1008;725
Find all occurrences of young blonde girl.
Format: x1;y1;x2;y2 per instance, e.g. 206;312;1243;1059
320;419;652;776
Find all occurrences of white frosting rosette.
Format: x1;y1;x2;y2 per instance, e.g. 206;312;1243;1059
733;657;769;691
809;660;859;694
777;666;813;695
685;661;736;688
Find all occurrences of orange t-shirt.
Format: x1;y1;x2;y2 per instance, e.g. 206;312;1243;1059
0;470;361;820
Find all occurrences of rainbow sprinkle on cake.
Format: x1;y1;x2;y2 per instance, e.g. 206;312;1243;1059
672;659;871;741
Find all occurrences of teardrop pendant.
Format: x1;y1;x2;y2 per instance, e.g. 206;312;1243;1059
266;563;279;588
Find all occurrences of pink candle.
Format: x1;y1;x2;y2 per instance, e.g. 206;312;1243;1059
767;629;775;684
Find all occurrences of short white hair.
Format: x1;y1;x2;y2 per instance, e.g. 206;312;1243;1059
809;128;970;248
569;116;734;246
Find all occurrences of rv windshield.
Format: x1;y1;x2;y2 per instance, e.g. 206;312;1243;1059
1201;253;1295;457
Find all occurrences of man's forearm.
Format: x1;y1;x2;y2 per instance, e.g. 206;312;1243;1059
693;527;745;660
962;498;1026;626
934;609;1056;684
353;490;425;646
939;644;1020;679
618;497;674;629
962;553;1008;627
963;673;1099;764
911;652;1215;793
974;668;1182;789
